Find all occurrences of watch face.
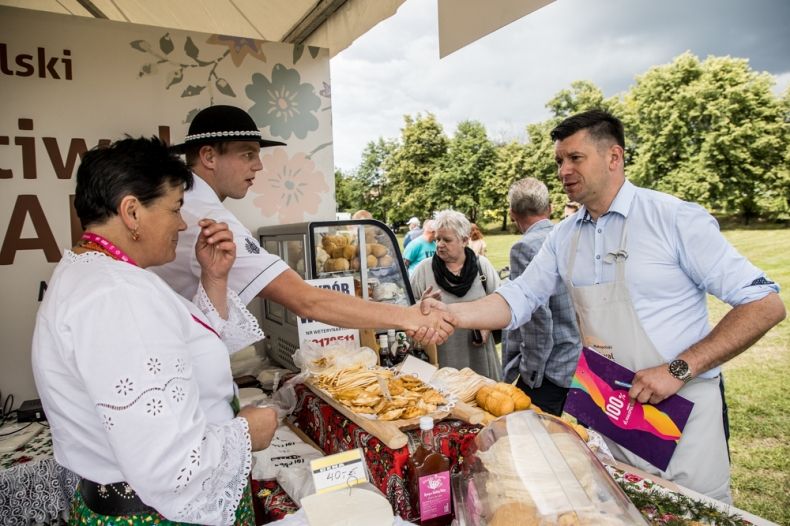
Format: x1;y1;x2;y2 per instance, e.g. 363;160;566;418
669;359;689;378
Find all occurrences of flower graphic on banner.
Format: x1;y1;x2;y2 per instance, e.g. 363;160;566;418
206;34;267;66
251;149;328;223
246;64;321;140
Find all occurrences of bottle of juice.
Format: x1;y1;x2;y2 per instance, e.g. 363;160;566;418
407;417;452;525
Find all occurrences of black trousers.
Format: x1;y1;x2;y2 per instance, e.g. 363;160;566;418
515;375;569;417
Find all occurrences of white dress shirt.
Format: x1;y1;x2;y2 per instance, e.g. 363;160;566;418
151;176;289;305
497;180;779;379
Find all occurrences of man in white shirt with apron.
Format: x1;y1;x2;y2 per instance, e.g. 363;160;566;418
425;110;785;502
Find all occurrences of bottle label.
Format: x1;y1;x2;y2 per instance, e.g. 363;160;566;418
418;471;451;520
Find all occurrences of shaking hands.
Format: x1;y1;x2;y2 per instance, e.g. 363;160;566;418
406;296;457;345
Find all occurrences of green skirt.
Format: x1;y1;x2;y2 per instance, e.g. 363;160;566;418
68;481;255;526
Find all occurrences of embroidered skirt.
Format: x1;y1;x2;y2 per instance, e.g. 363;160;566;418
68;481;255;525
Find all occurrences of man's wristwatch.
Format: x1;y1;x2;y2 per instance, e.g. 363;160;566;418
668;359;692;383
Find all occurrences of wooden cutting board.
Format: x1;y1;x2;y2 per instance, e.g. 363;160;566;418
303;380;484;449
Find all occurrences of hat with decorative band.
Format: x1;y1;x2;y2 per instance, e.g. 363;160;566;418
170;105;285;153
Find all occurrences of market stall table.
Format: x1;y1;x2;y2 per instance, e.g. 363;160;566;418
289;382;481;522
0;423;79;524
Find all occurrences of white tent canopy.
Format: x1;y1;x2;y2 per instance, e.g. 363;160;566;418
0;0;405;57
1;0;552;58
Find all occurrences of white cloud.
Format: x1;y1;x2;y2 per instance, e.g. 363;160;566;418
330;0;790;171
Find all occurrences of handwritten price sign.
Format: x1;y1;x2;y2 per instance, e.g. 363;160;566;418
310;448;368;494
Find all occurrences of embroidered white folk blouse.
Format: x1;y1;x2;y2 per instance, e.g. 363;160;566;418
32;251;264;525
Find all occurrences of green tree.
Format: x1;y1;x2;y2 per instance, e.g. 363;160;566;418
382;113;448;224
623;52;790;221
354;138;395;220
546;80;608;118
482;140;528;229
426;120;496;222
522;119;564;217
334;168;358;213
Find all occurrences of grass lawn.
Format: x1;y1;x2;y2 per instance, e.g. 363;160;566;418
397;226;789;523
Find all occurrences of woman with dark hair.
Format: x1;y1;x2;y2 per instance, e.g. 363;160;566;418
409;211;501;380
32;137;277;525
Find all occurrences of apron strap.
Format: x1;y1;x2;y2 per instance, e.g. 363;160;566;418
567;221;583;285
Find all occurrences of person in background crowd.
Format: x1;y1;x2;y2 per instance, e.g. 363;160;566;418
32;137;277;524
502;178;581;416
421;110;784;502
410;210;501;379
402;219;437;274
152;105;454;344
352;209;373;220
564;201;581;218
468;223;487;256
403;216;422;248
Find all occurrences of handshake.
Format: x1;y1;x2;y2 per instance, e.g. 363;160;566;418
404;286;510;346
405;295;457;345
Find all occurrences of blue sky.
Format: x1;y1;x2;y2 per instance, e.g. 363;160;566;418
329;0;790;171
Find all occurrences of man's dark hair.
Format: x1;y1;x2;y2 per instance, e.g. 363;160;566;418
184;141;229;167
550;109;625;149
74;136;193;229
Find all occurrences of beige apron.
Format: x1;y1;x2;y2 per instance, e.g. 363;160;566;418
565;220;731;503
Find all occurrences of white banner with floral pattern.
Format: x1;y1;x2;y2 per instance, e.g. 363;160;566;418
0;5;335;403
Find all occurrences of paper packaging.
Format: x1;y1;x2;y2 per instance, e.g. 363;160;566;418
301;482;394;526
397;355;437;383
252;425;324;505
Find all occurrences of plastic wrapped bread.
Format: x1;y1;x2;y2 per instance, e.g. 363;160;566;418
456;411;647;525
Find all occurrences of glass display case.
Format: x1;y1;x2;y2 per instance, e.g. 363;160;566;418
258;219;415;370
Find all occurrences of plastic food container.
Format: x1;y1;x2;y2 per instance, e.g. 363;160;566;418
454;411;647;525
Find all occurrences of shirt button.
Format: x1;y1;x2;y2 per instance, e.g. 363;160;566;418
596;255;601;260
597;228;602;233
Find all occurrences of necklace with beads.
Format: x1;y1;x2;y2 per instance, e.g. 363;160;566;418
77;232;138;266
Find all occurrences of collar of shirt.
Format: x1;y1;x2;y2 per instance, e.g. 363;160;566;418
189;173;223;205
525;217;553;234
574;180;636;226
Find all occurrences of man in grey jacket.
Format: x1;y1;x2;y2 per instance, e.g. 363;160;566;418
502;177;582;415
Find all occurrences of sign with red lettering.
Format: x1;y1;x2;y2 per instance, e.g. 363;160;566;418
297;277;360;350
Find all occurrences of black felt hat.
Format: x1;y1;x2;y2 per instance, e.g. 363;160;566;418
170;105;285;153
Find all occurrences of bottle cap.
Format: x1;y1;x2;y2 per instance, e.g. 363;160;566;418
419;416;434;430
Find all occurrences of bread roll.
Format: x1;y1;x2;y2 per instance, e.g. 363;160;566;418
367;255;378;268
343;244;358;260
378;255;394;268
369;243;388;257
324;258;350;272
488;502;538;526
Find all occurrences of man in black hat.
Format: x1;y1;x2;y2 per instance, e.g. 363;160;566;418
152;105;455;343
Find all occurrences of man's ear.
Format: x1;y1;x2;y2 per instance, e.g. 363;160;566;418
609;144;625;170
118;195;141;231
199;144;216;167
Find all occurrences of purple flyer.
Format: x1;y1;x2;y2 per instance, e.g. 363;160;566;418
564;348;694;471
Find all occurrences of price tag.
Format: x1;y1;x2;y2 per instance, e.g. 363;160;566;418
310;448;368;494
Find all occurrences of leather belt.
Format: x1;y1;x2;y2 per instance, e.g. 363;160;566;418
79;479;157;516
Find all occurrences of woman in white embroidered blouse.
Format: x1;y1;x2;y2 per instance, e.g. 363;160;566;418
31;137;276;525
